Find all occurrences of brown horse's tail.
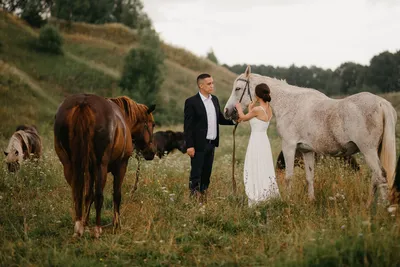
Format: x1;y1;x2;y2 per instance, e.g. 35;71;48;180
68;102;95;217
379;101;397;196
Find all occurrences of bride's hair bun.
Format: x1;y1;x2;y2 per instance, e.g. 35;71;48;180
255;83;271;102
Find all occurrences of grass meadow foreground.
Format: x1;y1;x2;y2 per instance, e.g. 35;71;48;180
0;122;399;267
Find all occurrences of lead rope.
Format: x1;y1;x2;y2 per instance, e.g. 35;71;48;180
231;78;252;194
130;153;141;194
232;123;238;194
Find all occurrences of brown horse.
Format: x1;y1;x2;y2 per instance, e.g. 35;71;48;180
4;125;42;172
54;94;155;238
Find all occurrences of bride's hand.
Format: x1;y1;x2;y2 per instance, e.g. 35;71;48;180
248;100;256;110
235;103;242;112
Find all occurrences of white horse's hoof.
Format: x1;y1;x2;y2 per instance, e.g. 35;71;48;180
94;226;102;238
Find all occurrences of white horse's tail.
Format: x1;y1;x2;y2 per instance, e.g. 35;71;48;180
380;100;397;187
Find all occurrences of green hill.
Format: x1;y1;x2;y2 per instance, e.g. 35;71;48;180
0;11;237;137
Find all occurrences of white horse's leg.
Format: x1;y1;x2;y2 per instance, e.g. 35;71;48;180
282;144;296;192
302;152;316;201
362;149;388;206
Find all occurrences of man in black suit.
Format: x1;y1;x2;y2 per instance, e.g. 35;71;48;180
184;73;235;200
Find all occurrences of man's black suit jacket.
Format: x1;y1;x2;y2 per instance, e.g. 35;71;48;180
184;93;234;152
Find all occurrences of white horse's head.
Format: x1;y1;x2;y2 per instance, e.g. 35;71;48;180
224;65;256;120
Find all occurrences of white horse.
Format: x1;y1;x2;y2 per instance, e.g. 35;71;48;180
224;66;397;205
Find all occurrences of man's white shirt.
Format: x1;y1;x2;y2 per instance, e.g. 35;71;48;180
199;92;217;140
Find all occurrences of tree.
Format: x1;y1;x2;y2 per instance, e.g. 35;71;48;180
366;51;400;93
119;29;164;105
1;0;53;27
206;48;219;64
51;0;115;24
333;62;366;95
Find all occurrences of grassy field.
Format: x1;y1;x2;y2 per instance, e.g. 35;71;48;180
1;11;400;267
0;114;400;266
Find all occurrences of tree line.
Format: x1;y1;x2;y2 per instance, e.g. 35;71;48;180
1;0;151;29
223;50;400;96
2;0;167;120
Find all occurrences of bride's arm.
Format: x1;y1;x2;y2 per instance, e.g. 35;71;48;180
235;104;259;122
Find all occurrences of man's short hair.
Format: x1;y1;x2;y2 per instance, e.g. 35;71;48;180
197;73;211;86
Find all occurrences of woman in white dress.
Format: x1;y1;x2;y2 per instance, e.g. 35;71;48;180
235;83;281;206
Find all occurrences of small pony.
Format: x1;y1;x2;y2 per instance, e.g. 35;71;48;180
4;125;42;172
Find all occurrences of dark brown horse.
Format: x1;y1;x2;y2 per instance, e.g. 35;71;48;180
390;155;400;208
54;94;155;238
276;150;360;172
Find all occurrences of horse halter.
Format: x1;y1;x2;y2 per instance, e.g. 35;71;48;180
132;120;154;151
237;78;253;103
143;120;153;144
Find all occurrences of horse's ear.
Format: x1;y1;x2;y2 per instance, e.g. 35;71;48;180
245;65;251;78
147;104;156;114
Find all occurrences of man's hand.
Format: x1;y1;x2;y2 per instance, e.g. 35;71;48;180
187;147;195;158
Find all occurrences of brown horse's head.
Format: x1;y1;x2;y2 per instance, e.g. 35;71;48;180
131;104;156;160
110;96;156;160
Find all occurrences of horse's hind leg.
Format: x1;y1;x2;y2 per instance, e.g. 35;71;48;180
94;164;108;238
111;159;129;233
83;171;94;227
302;152;316;201
72;172;85;238
362;149;388;207
282;143;296;193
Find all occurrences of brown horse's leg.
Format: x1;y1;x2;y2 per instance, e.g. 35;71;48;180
112;159;129;233
94;164;108;238
83;171;95;227
72;170;84;237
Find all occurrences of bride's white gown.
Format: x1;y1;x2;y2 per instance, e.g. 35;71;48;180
244;107;280;206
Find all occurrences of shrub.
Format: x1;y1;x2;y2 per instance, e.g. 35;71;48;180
119;29;163;105
37;25;63;54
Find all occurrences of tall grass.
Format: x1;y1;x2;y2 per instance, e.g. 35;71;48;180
1;12;400;266
0;124;399;266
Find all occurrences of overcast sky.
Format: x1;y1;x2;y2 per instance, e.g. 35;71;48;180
143;0;400;70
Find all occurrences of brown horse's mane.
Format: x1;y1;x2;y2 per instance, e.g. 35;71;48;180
108;96;154;126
